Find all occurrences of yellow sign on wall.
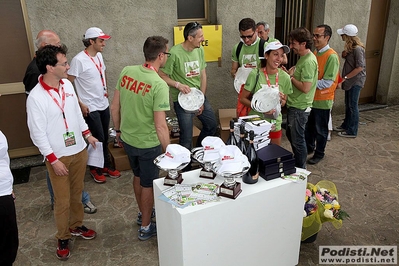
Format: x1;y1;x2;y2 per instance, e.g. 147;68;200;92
173;25;222;62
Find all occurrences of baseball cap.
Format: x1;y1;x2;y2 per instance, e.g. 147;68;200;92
157;144;191;169
84;27;111;40
264;41;290;54
202;136;226;162
337;24;358;37
217;145;249;174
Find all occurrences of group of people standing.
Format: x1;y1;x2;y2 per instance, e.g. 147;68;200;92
232;18;366;169
1;18;365;263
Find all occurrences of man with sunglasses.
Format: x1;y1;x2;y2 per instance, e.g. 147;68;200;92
231;18;266;117
231;18;265;78
305;25;339;165
159;22;217;166
111;36;170;241
68;27;121;183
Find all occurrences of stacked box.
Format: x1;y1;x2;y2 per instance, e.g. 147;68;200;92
256;143;296;181
236;115;272;151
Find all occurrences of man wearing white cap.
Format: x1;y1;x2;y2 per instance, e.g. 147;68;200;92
68;27;121;183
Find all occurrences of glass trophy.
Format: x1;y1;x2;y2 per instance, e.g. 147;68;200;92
166;117;180;138
191;147;217;179
211;161;249;199
154;154;190;186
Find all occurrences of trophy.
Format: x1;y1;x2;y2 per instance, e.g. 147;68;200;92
154;144;191;186
213;163;249;199
166;117;180;138
211;145;250;199
191;147;217;179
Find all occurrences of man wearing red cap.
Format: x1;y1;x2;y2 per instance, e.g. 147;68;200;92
68;27;121;183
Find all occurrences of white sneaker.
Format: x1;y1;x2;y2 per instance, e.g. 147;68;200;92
327;131;331;141
84;201;97;214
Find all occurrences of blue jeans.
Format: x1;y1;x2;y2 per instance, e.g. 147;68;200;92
286;107;310;169
47;171;90;205
341;85;362;135
305;108;330;159
85;107;111;169
173;97;217;150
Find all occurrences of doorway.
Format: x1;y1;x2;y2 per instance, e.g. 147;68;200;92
360;0;390;104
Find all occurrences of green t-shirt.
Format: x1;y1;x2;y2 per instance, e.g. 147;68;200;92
160;44;207;102
287;52;318;110
116;65;170;148
244;68;292;131
231;38;264;68
313;50;339;110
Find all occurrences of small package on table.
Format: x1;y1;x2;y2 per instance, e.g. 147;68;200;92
256;143;296;181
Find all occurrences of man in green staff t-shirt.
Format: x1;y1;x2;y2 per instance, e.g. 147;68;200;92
111;36;170;241
285;27;318;169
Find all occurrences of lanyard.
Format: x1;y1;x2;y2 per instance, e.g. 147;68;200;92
143;63;158;72
263;68;279;87
84;50;106;89
39;77;69;133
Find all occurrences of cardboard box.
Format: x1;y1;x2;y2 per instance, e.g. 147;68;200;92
108;125;200;171
108;143;131;171
218;109;237;142
170;125;200;146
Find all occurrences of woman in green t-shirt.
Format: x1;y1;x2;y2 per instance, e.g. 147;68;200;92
240;41;292;146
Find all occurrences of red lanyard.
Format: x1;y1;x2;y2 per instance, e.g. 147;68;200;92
143;63;158;72
263;68;279;87
39;77;69;133
84;50;106;88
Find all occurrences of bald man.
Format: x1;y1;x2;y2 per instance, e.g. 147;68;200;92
22;30;97;214
23;30;61;95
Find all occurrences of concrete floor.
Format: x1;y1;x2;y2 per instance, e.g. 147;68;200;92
12;105;399;265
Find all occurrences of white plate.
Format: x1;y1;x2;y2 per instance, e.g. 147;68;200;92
234;67;253;93
178;88;205;112
251;87;280;113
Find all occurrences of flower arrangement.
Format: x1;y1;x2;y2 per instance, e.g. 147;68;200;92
314;180;349;228
301;180;349;242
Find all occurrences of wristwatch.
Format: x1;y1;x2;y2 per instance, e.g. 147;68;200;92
344;76;348;80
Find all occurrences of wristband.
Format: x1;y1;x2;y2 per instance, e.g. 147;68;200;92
174;82;180;89
115;129;121;133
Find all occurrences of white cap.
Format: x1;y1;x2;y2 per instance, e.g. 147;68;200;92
264;41;290;55
202;136;226;162
84;27;111;40
157;144;191;169
218;145;249;174
337;24;358;37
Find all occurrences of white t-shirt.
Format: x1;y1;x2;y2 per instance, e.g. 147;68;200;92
68;51;109;112
0;131;13;196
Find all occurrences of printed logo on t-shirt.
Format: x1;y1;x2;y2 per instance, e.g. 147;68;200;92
242;54;257;68
184;61;200;78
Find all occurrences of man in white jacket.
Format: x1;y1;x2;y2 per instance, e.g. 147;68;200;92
26;45;97;261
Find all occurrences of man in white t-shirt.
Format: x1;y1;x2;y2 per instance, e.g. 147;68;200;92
68;27;121;183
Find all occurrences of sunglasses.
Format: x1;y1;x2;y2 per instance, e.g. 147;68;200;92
240;32;255;40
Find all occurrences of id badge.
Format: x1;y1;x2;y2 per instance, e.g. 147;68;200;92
63;132;76;147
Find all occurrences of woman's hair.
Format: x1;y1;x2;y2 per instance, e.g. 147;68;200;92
343;35;365;53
